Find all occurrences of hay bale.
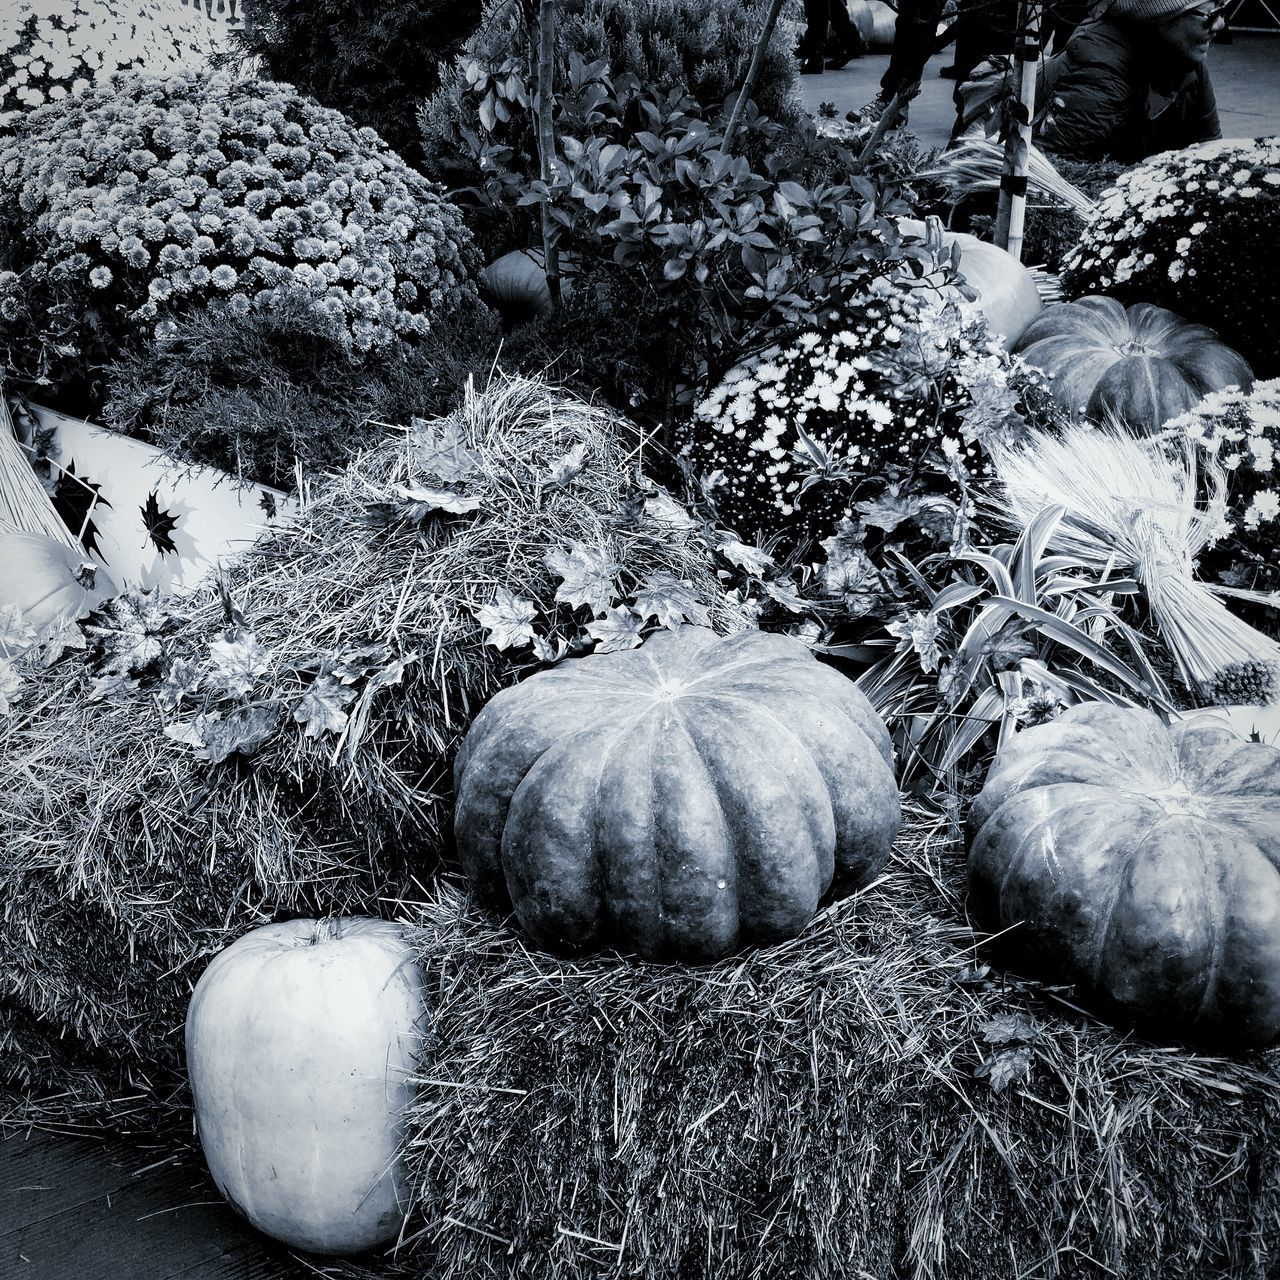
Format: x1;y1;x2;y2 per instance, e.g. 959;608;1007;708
0;375;742;1121
388;810;1280;1280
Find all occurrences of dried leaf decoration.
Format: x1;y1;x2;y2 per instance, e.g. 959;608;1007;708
293;676;356;739
716;538;774;575
540;442;588;491
974;1012;1041;1093
410;417;480;484
632;572;711;630
586;606;644;653
85;591;173;678
140;489;180;556
472;587;539;652
393;484;485;521
0;658;22;716
545;541;621;615
207;631;271;698
164;705;281;764
0;604;37;659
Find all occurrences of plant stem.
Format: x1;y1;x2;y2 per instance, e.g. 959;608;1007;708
724;0;787;153
993;0;1041;258
534;0;561;303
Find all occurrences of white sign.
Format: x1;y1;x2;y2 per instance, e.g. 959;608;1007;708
34;405;293;594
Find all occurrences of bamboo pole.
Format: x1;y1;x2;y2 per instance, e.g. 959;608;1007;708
723;0;788;152
993;0;1041;260
534;0;562;303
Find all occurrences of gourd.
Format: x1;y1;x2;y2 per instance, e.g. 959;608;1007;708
900;217;1042;350
481;249;551;327
186;918;427;1254
0;532;115;653
849;0;896;48
1013;295;1254;434
453;626;901;961
968;702;1280;1046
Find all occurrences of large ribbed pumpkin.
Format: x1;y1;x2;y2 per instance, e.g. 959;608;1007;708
453;626;901;961
968;703;1280;1046
186;918;426;1254
0;532;115;653
1014;295;1254;434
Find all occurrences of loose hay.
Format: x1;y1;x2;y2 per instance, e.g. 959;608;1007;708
381;808;1280;1280
0;374;741;1121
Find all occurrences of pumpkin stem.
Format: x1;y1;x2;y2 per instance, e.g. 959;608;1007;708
73;562;97;591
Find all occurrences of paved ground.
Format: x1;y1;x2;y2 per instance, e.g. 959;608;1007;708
798;32;1280;152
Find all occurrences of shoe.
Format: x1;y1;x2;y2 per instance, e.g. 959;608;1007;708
858;94;889;122
825;40;862;70
801;56;825;75
939;63;963;78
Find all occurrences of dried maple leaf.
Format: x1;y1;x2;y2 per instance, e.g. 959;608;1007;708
157;656;203;709
643;492;696;532
409;417;480;484
393;483;484;521
51;460;111;558
85;590;172;677
0;604;37;658
886;609;944;674
164;704;280;764
632;573;710;630
140;490;180;556
531;634;570;664
716;539;774;576
544;542;621;615
0;659;22;716
87;671;141;702
294;677;356;739
979;1012;1042;1046
472;587;539;651
540;442;588;490
32;615;87;668
975;1044;1034;1093
586;606;644;654
208;631;271;698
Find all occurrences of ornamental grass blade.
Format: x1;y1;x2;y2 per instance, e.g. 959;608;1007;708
956;549;1015;599
988;595;1157;700
939;684;1005;772
1010;504;1065;604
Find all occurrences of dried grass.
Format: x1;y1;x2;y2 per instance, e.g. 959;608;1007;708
0;374;740;1120
329;807;1280;1280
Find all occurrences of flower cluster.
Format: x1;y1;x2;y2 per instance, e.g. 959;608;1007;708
678;288;1042;555
0;0;221;126
1163;379;1280;598
1063;138;1280;377
0;71;477;388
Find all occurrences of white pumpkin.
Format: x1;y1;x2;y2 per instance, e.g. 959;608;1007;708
186;918;427;1255
0;532;115;654
898;216;1042;350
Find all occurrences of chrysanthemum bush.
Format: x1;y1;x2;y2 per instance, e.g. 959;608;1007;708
0;0;220;126
1062;138;1280;377
1162;378;1280;605
677;289;1055;558
0;71;477;410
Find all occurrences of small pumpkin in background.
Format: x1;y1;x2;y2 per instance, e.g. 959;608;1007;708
968;702;1280;1047
0;532;116;655
480;248;578;329
899;217;1042;350
453;626;901;962
186;918;427;1255
1014;296;1254;434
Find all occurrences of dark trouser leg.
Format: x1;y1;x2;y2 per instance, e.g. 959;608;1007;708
800;0;831;57
880;0;947;97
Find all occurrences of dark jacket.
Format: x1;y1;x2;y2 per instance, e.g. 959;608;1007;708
1037;17;1221;164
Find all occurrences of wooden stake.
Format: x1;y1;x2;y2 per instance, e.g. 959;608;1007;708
993;0;1041;261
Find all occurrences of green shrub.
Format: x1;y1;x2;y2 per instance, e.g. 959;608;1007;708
100;293;500;489
231;0;485;167
0;71;478;417
419;0;801;198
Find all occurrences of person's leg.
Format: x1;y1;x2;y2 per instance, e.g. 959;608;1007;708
826;0;865;67
798;0;829;66
880;0;947;97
